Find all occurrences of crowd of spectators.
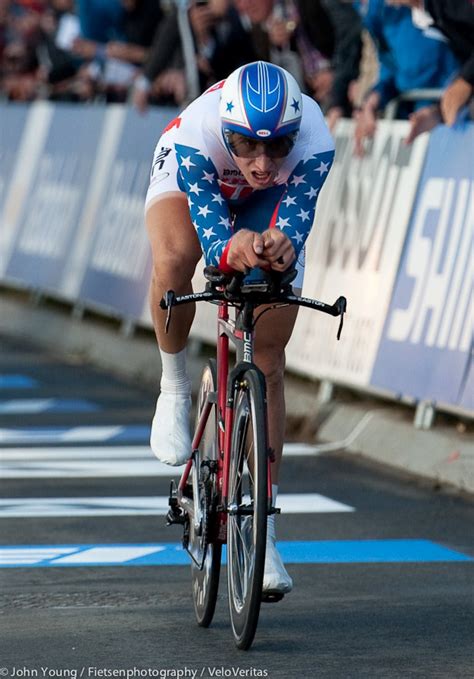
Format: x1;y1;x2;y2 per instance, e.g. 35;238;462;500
1;0;472;146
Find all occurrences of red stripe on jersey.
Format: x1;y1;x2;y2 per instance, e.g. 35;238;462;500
219;240;235;274
269;195;284;229
219;182;254;202
205;79;226;94
163;116;182;134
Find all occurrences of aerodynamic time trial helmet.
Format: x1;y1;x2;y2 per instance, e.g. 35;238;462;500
219;61;303;159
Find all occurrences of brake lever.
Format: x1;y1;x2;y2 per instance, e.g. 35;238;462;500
335;296;347;341
160;290;176;334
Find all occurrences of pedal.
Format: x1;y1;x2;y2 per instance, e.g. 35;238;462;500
166;500;186;526
261;591;285;604
166;481;186;526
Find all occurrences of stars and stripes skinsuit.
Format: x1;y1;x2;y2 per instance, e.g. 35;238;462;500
145;80;335;282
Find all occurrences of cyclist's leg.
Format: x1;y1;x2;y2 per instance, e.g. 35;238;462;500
146;194;202;351
145;194;202;465
254;303;299;595
253;303;299;484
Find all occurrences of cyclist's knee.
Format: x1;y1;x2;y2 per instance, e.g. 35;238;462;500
256;350;285;387
152;246;199;285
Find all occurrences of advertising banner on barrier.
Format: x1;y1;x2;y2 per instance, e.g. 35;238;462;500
77;107;174;318
0;104;28;215
0;103;53;277
459;358;473;412
4;105;105;289
370;124;473;409
285;120;429;386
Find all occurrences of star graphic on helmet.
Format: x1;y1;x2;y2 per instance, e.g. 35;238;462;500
291;98;300;113
226;101;234;113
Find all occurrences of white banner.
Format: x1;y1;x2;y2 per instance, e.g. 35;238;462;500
286;119;429;386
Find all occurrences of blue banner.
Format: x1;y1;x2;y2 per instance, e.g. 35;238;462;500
459;352;473;411
370;124;473;407
78;107;175;317
5;105;105;289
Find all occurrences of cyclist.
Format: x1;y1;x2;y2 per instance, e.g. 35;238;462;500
145;60;334;597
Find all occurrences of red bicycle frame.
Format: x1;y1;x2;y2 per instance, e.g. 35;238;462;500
176;297;273;544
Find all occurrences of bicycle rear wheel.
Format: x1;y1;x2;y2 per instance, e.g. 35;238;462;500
227;368;268;650
190;359;222;627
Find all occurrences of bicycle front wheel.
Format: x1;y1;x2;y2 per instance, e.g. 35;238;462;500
227;367;269;650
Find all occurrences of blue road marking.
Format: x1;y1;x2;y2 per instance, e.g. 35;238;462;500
0;375;38;389
0;540;471;568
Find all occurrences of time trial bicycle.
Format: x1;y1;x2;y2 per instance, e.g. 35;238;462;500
161;266;346;650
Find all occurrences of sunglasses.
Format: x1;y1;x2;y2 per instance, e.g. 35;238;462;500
224;130;297;159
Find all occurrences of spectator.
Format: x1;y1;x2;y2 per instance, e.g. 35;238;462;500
0;0;46;101
71;0;164;102
189;0;256;87
133;0;259;112
234;0;337;106
321;0;363;129
353;0;460;156
293;0;335;108
389;0;474;144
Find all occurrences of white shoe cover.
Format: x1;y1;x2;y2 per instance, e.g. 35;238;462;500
262;536;293;594
150;392;192;466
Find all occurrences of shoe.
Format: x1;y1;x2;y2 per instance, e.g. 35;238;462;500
262;536;293;595
150;391;192;466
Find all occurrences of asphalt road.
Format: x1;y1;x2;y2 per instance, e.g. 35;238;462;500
1;334;473;679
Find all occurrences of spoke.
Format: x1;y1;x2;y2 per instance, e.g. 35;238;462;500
232;516;253;565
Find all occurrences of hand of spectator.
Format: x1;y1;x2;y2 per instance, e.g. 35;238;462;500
326;106;343;132
311;68;334;103
440;77;472;126
226;230;271;272
133;86;149;113
154;69;187;105
72;38;99;60
354;92;379;157
404;104;441;145
261;229;296;272
189;4;215;46
267;17;296;49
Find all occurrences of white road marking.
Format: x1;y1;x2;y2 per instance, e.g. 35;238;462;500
0;399;56;414
0;399;98;414
0;446;152;460
0;426;126;444
53;546;164;564
0;443;326;478
0;494;354;517
0;548;76;565
0;460;173;478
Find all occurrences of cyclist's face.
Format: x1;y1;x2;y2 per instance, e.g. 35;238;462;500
227;133;289;189
233;151;284;189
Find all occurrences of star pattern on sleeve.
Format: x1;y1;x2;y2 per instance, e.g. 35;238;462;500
273;150;334;256
175;143;233;266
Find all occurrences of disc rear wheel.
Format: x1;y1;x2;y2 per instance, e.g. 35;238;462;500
190;359;222;627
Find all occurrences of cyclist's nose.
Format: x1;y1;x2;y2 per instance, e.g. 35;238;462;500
254;152;273;171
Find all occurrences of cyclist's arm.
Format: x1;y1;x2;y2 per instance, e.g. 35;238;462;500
175;142;233;269
271;148;335;256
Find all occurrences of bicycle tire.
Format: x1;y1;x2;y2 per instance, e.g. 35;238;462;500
190;359;222;627
227;367;268;650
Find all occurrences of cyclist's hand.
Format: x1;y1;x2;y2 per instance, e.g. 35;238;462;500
261;229;296;272
226;230;270;272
